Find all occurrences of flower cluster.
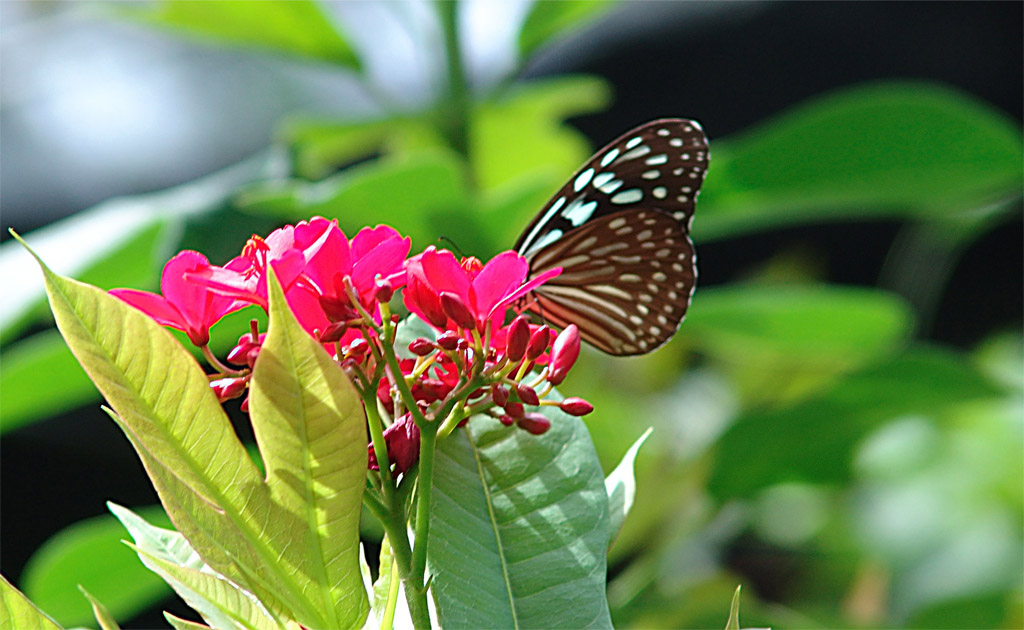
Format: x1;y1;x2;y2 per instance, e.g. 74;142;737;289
111;217;593;475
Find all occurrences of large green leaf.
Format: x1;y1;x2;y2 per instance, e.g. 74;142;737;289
20;508;171;629
247;271;369;629
23;243;343;628
0;331;92;434
707;347;1006;499
698;82;1024;240
118;0;360;69
427;409;613;629
0;574;62;630
518;1;617;59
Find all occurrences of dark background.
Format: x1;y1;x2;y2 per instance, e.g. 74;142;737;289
2;2;1021;627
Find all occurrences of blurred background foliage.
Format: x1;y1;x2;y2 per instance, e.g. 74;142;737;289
1;1;1021;628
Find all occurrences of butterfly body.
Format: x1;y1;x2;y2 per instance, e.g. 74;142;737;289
515;119;709;356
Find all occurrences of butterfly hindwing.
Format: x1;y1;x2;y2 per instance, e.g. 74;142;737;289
525;208;696;355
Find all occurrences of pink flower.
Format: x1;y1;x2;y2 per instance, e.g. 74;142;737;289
301;223;410;322
403;247;561;333
110;250;248;346
188;217;336;309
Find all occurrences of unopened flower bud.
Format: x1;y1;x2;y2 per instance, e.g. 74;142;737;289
559;397;594;416
240;397;250;413
347;338;369;357
319;295;358;323
416;378;447;403
319;320;349;344
492;385;510;407
504;402;525;419
547;324;580;386
526;326;550;362
210;377;248;402
437;331;461;351
517;412;551;435
516;383;540;406
498;415;515;426
440;292;476;330
374;278;394;303
506;315;531;362
408;337;435;356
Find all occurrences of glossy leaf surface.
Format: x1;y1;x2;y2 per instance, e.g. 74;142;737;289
428;409;613;629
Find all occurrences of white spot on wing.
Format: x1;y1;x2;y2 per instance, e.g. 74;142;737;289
611;189;643;204
600;148;620;167
573;168;595;192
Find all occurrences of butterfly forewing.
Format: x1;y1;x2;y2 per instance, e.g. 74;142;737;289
516;118;708;356
515;119;708;259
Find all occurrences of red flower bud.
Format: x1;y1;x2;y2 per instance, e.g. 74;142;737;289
517;412;551;435
210;377;248;402
415;378;447;403
440;292;476;330
498;415;515;426
492;385;510;407
374;278;394;303
367;413;421;474
547;324;580;386
526;326;550;362
504;401;525;418
240;396;250;412
408;337;435;356
437;331;461;351
319;320;349;343
319;295;358;323
506;315;531;362
516;383;540;406
559;397;594;416
346;338;369;357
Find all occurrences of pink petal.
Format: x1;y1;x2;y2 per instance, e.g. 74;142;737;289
489;266;563;318
470;251;528;315
419;248;471;302
352;225;404;259
109;289;185;329
350;235;412;297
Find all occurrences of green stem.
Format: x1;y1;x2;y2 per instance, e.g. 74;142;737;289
362;387;394;487
410;424;438;588
438;0;470;158
382;555;401;630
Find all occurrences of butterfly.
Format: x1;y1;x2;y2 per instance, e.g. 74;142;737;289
514;119;709;356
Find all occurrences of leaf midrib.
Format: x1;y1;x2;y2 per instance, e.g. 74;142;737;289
465;427;520;629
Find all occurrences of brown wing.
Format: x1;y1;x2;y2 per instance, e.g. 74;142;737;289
522;208;696;356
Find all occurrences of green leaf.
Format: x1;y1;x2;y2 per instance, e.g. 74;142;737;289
518;1;616;59
236;150;471;251
165;612;213;630
19;240;325;627
708;347;1006;499
699;82;1024;240
247;270;370;629
118;1;360;69
605;428;652;549
0;574;62;630
471;75;612;193
109;504;280;630
78;587;121;630
20;508;171;629
725;585;741;630
427;409;613;629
